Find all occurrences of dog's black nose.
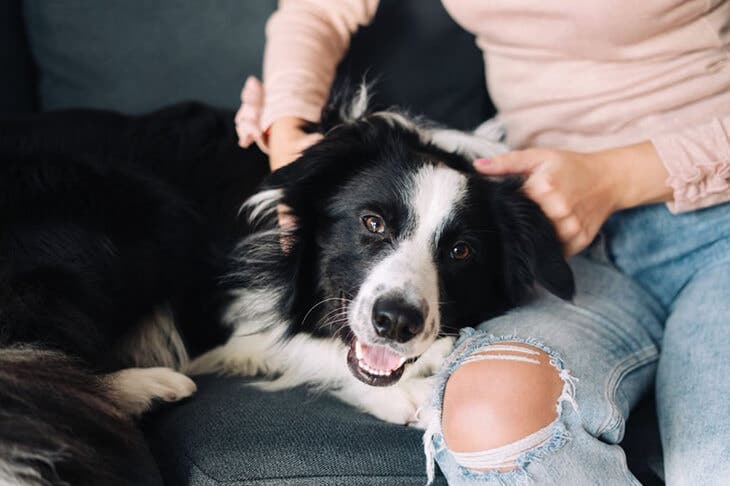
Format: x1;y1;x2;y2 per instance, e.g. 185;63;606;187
372;296;425;343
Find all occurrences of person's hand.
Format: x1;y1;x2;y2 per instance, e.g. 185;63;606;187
475;149;614;255
474;143;671;256
268;116;323;172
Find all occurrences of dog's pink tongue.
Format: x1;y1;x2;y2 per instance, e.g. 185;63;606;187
359;342;403;371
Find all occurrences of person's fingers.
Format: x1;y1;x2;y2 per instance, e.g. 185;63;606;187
564;228;593;256
242;76;264;105
554;215;582;243
474;150;543;175
529;191;573;220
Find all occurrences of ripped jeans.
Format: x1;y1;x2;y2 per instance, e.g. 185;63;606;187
424;202;730;485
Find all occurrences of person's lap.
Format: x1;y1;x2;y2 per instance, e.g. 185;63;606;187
608;202;730;484
657;262;730;484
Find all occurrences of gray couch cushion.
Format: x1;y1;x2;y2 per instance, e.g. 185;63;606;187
23;0;276;114
23;0;493;129
144;375;447;485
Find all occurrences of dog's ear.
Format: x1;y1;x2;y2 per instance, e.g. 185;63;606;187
239;122;374;232
491;178;575;302
236;127;378;325
264;124;381;218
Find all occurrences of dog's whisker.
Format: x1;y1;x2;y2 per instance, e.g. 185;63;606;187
316;310;349;329
301;297;351;327
318;315;350;331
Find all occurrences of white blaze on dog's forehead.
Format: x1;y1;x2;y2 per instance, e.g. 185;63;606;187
344;163;467;358
409;164;468;245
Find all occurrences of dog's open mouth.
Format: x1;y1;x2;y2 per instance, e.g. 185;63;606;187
346;338;415;386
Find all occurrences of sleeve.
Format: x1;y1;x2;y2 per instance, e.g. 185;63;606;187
235;0;378;150
261;0;379;128
651;115;730;213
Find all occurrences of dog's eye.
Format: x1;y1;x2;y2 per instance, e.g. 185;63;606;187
362;215;386;234
449;242;471;261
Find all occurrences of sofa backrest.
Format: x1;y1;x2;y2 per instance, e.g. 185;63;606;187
5;0;494;129
1;0;37;113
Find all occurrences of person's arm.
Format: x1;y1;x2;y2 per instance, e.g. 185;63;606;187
236;0;379;171
473;115;730;255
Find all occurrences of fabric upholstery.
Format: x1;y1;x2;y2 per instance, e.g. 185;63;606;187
144;375;448;485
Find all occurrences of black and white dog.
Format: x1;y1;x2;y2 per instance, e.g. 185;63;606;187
0;93;573;485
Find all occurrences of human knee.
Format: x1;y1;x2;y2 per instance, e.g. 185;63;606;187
441;342;564;470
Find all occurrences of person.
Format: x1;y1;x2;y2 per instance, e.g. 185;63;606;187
235;1;730;484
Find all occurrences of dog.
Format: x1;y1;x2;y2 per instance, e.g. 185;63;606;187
0;92;573;485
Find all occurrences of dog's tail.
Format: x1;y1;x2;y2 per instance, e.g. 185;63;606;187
0;347;161;486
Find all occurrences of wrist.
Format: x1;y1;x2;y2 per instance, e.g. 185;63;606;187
269;116;308;145
596;141;673;211
268;116;309;172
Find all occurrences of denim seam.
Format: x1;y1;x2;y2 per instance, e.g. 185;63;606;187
423;329;576;484
596;346;659;438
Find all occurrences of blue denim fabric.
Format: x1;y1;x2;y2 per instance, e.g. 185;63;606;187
429;202;730;485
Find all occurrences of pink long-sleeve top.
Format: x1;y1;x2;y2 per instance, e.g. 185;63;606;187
237;0;730;212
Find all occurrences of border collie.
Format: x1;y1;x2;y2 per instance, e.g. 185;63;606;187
0;93;573;485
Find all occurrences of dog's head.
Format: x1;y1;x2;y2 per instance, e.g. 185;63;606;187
238;95;574;386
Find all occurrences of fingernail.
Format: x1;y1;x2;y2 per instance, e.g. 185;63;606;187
474;158;492;166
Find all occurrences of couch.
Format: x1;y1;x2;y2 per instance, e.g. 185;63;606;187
1;1;662;484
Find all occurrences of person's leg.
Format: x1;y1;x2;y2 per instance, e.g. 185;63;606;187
601;202;730;485
423;254;666;485
657;261;730;485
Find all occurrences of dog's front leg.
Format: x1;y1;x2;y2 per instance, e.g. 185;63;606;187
185;326;286;377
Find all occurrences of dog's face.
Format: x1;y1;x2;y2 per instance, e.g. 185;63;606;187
249;114;573;386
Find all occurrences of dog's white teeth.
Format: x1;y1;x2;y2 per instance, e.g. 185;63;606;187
357;359;392;377
355;340;363;360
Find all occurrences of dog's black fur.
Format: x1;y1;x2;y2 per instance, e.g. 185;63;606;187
0;104;266;485
0;101;573;485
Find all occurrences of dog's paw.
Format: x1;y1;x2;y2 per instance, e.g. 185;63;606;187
400;375;439;429
362;393;421;425
346;374;438;427
109;367;197;416
404;336;455;379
